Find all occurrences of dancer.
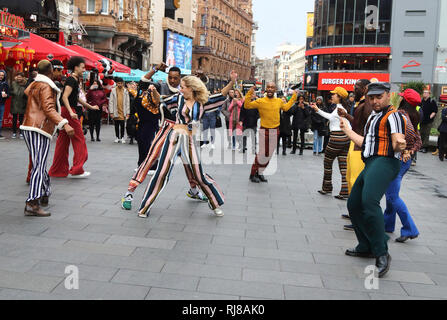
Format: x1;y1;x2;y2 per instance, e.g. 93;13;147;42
384;89;422;243
244;83;297;183
340;82;407;278
49;57;99;178
121;71;238;213
136;74;235;218
310;87;351;200
20;60;75;216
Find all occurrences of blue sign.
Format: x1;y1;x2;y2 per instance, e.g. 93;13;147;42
165;31;193;75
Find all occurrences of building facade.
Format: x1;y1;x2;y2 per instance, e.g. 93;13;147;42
289;46;306;88
305;0;393;96
254;57;275;88
276;43;302;91
192;0;253;91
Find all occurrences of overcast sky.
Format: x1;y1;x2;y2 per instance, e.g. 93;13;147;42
253;0;315;59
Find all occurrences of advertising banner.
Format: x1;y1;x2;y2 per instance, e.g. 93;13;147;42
165;31;193;75
318;72;390;91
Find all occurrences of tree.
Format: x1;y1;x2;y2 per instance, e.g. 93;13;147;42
401;81;426;95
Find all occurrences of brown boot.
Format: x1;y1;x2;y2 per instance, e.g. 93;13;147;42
433;149;439;156
40;196;49;207
24;200;51;217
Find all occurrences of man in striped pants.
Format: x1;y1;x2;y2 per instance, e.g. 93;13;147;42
20;60;74;217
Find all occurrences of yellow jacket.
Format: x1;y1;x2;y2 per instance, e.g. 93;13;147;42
244;91;297;128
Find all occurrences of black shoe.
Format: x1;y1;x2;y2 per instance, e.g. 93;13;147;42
313;152;317;156
344;224;355;231
421;148;427;154
299;150;303;155
376;254;392;278
91;137;95;142
257;174;268;183
341;214;351;221
96;138;101;142
345;248;375;258
290;150;296;155
249;175;260;183
282;150;287;156
395;235;418;243
440;156;444;162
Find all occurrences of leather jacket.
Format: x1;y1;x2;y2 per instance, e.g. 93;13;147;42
20;74;68;139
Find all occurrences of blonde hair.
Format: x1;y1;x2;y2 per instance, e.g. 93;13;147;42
181;76;210;106
234;89;243;99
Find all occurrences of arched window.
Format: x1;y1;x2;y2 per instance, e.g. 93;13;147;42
118;0;124;20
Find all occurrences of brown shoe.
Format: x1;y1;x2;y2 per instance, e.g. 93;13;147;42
433;149;439;156
24;200;51;217
40;196;49;207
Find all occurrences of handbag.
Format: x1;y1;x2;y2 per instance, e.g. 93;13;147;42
215;114;222;128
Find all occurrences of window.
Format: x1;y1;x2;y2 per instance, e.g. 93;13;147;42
118;0;123;20
200;34;206;46
406;10;426;16
404;31;425;37
87;0;95;14
101;0;108;14
403;51;423;57
134;2;138;20
201;14;206;27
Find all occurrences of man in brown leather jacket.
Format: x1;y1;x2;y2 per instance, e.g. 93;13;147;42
20;60;74;217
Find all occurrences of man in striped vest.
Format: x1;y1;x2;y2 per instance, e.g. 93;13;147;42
340;82;407;278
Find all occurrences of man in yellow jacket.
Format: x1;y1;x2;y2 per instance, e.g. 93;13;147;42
244;82;297;183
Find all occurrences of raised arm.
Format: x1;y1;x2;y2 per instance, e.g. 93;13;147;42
281;92;297;112
310;103;333;120
244;86;262;110
220;70;238;97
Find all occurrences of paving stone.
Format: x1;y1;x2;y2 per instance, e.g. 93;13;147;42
40;228;111;243
212;235;278;249
0;270;62;293
132;247;208;264
242;269;323;288
162;261;242;280
105;235;176;250
63;240;135;257
284;285;371;300
401;283;447;299
197;278;284;299
0;233;67;248
321;275;408;295
206;253;281;271
145;288;239;300
112;269;199;291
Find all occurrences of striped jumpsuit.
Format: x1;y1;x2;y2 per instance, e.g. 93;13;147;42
138;93;226;217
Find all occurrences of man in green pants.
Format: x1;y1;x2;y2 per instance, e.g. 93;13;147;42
340;82;407;278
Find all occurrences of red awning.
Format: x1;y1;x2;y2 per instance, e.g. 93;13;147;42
13;33;96;68
68;45;131;74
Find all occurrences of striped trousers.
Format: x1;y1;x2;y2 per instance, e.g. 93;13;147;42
139;126;225;216
322;131;350;197
22;130;51;202
128;120;198;193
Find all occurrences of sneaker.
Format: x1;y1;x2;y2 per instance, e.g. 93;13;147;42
121;194;133;210
187;189;208;202
138;211;149;218
12;133;17;139
19;133;24;139
210;144;215;150
148;170;156;176
201;143;208;149
213;208;224;217
114;138;120;143
70;171;91;179
121;138;126;144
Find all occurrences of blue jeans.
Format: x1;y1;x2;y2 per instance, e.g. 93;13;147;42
202;112;217;144
313;130;323;153
384;159;420;237
0;104;5;134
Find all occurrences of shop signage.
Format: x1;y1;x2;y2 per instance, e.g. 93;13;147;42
403;60;421;69
318;72;390;91
0;9;25;30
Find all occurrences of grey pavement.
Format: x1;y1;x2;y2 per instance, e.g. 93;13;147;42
0;125;447;300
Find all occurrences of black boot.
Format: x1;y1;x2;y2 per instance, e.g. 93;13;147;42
257;173;268;183
290;149;296;155
249;175;260;183
299;149;303;156
376;254;392;278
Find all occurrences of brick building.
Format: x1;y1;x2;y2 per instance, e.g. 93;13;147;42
193;0;253;91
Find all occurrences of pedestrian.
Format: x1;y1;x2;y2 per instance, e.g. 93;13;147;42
310;96;326;155
437;107;447;161
311;87;351;200
50;60;65;90
420;88;438;153
109;77;130;144
49;56;99;179
240;97;259;154
135;74;236;218
201;101;220;150
348;93;356;115
384;89;422;243
126;81;138;145
289;95;310;155
0;69;9;139
20;59;75;216
121;72;237;211
220;89;235;149
337;79;372;231
86;79;108;142
341;82;407;278
227;89;244;151
244;82;297;183
278;97;292;156
10;72;27;139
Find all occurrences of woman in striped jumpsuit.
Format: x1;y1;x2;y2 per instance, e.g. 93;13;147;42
311;87;351;200
137;74;235;218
